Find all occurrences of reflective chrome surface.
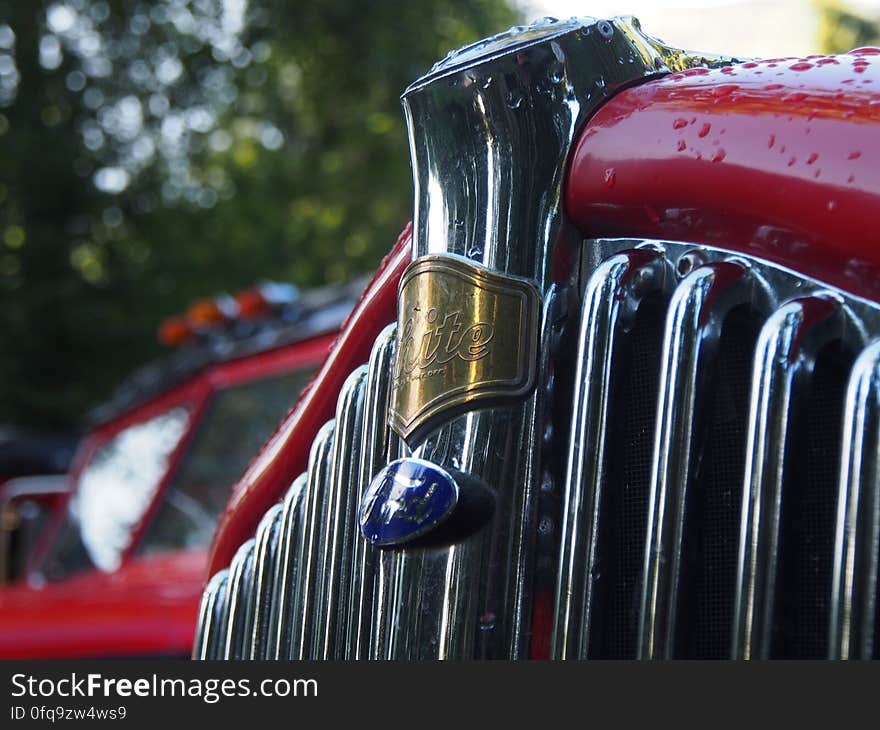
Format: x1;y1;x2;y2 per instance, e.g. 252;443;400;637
194;328;401;661
553;238;880;660
224;539;256;660
391;14;734;662
639;262;757;659
347;324;397;659
403;15;736;286
270;473;307;660
313;367;367;659
249;503;283;659
551;248;669;659
830;342;880;658
732;296;849;659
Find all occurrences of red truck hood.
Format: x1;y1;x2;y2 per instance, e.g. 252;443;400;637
0;549;207;659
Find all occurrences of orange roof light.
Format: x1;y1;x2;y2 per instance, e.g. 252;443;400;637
186;298;228;327
234;282;299;320
235;287;271;320
157;316;192;347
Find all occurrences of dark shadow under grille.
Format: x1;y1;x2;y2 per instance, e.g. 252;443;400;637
773;341;853;659
677;304;761;659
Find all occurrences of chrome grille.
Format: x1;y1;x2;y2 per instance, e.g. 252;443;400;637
553;238;880;660
195;325;398;660
196;238;880;660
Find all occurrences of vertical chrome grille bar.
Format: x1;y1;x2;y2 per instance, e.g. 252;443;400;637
346;324;396;659
733;295;843;659
638;261;751;659
370;431;411;660
224;539;256;660
830;340;880;658
313;367;368;659
289;421;336;659
552;248;666;659
270;474;308;659
193;569;229;660
249;503;283;659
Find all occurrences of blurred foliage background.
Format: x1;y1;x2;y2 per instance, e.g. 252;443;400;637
0;0;518;431
817;0;880;51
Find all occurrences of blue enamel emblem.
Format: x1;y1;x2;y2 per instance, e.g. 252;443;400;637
359;458;459;546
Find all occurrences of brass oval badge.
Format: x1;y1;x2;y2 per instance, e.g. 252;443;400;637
389;255;540;443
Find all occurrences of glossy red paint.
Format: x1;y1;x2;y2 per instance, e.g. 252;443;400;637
207;223;413;576
566;51;880;300
0;550;207;659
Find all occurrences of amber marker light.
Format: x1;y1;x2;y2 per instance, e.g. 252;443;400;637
234;287;271;320
186;298;228;327
157;316;192;347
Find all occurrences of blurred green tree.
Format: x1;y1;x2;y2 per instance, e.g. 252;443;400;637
0;0;519;430
816;0;880;52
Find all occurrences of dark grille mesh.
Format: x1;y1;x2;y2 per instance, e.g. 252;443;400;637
677;305;760;658
772;341;851;659
588;292;665;659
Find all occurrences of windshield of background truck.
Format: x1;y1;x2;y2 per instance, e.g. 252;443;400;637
138;367;314;554
39;406;191;580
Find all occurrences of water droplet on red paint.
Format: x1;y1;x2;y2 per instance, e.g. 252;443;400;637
807;152;819;164
765;83;784;90
768;134;775;149
787;156;796;167
603;168;616;188
713;84;738;98
644;205;660;224
784;92;808;102
814;169;821;178
848;174;856;183
712;148;726;163
854;66;867;73
677;139;686;151
851;47;880;56
827;200;837;211
743;61;758;68
698;122;711;138
673;118;688;129
790;62;813;71
848;150;862;159
817;58;839;65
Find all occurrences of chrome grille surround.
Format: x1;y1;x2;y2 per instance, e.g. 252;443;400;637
553;237;880;660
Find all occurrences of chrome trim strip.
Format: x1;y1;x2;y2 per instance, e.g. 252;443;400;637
830;340;880;659
346;324;397;659
249;503;283;659
638;261;752;659
552;248;667;659
224;539;256;660
733;295;843;659
313;366;368;659
193;569;229;660
270;473;308;659
289;421;336;659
